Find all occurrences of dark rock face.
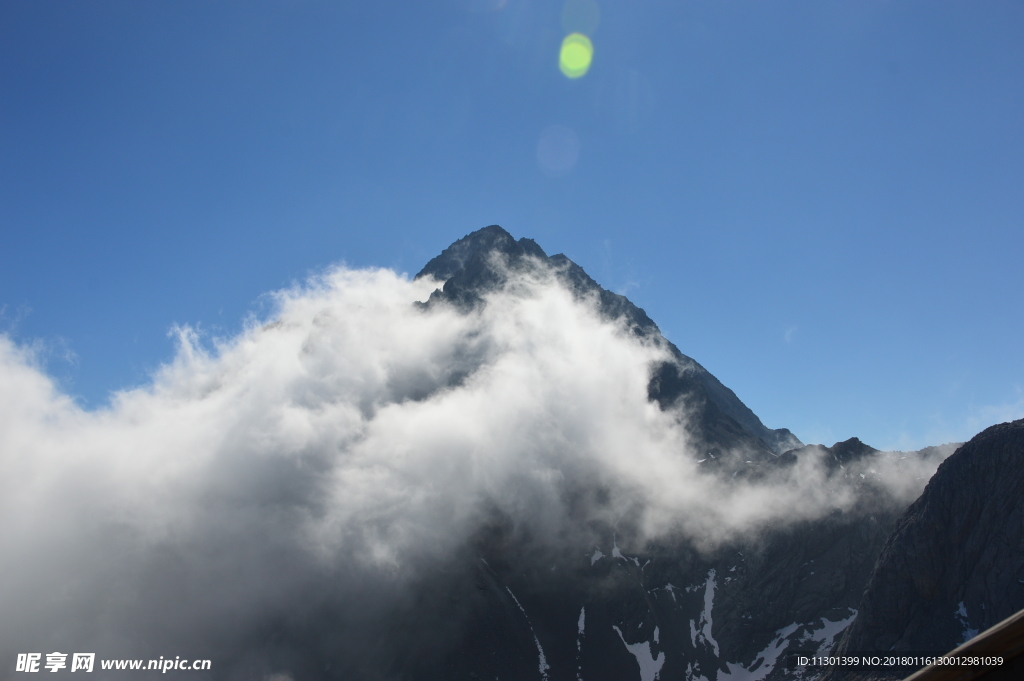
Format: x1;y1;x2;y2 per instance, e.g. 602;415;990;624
338;503;904;681
826;419;1024;680
417;226;551;311
254;515;897;681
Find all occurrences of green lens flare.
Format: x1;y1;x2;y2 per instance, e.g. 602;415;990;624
559;33;593;79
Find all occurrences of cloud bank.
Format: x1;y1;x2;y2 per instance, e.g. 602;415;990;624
0;264;949;675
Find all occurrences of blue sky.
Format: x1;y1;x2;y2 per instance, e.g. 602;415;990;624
1;0;1021;450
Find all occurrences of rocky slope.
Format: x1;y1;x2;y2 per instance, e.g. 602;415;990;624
824;418;1024;681
381;440;949;681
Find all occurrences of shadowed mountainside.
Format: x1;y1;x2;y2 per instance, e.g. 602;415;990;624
825;418;1024;681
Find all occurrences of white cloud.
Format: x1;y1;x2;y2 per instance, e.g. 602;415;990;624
0;263;949;672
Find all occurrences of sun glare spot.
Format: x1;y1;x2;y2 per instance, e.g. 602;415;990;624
559;33;593;79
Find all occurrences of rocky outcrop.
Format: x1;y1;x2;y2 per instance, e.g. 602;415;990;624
826;419;1024;680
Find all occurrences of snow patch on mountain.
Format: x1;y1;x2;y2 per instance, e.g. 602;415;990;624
956;602;979;644
800;609;858;651
506;586;550;680
718;622;800;681
576;607;585;680
698;569;720;656
613;625;665;681
608;536;642;566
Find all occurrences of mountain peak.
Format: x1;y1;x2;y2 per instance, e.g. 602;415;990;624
831;436;879;462
415;225;546;282
414;225;803;457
